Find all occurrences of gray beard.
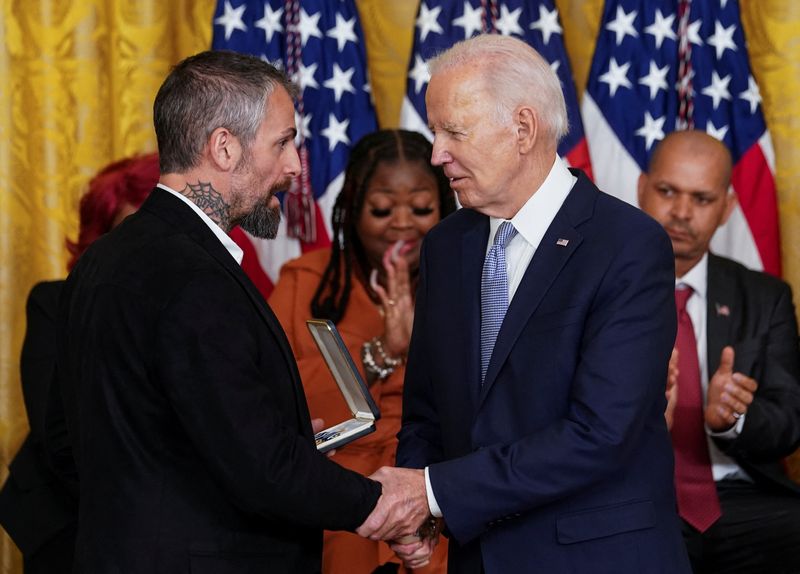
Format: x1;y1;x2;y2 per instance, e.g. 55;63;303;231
237;199;281;239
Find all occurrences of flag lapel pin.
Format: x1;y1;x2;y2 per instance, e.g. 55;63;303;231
715;303;731;317
556;238;569;247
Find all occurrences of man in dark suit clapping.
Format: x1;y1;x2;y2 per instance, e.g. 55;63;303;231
639;130;800;573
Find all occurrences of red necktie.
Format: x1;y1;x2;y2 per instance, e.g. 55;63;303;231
671;287;722;532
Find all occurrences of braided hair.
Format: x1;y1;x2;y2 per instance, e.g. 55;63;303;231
310;129;455;324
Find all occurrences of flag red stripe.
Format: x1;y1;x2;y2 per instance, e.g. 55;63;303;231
565;137;594;182
731;144;782;277
300;200;332;254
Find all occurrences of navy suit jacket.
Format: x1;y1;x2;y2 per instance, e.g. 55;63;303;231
705;253;800;494
397;171;691;574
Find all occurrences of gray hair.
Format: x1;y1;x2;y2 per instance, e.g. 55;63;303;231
428;34;568;142
154;50;296;174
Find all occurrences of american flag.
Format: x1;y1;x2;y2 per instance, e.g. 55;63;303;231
400;0;593;177
582;0;781;275
211;0;378;296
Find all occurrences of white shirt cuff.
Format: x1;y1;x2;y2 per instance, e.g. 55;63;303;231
707;412;746;438
424;466;443;518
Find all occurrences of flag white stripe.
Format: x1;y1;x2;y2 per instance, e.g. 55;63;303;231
400;97;433;141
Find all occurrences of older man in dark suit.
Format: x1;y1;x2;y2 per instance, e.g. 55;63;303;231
639;130;800;573
369;34;691;574
53;51;396;574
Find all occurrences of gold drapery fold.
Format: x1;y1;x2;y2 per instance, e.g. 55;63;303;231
738;0;800;480
2;1;798;571
0;2;214;571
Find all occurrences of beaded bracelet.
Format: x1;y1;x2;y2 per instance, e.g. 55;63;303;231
361;339;395;380
371;337;404;368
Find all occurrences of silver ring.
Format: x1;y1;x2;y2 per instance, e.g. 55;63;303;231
386;299;396;306
732;411;742;420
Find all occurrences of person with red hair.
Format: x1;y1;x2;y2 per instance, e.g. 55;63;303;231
0;153;159;574
67;153;160;269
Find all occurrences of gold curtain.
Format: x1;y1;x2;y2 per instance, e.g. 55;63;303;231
0;2;215;571
1;1;798;571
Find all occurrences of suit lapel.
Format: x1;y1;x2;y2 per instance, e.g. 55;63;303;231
705;253;735;378
479;171;593;403
143;189;310;428
462;216;489;410
479;216;583;401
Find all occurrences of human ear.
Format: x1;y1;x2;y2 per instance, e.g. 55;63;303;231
637;173;648;206
720;188;737;226
208;127;241;172
516;106;538;154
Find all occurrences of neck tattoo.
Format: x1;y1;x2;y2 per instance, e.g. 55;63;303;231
181;181;231;231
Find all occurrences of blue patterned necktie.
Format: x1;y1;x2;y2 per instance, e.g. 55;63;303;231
480;221;518;384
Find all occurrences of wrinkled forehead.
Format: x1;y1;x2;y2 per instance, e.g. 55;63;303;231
426;67;488;120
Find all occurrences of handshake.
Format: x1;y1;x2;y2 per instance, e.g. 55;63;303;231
355;466;442;570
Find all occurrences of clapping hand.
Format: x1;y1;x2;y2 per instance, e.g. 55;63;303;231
705;346;757;431
665;348;679;430
370;240;415;359
665;346;756;432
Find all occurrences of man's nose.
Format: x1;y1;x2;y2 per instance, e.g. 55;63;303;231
670;194;692;220
430;138;451;166
286;145;301;177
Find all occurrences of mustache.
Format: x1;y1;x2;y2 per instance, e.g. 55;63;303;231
664;218;696;239
271;177;293;194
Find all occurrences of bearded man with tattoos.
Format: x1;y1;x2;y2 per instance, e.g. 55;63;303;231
52;51;383;574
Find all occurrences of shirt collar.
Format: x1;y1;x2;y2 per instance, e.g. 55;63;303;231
488;155;576;248
157;183;244;265
676;252;708;301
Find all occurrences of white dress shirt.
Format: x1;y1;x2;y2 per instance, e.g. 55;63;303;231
157;183;244;265
425;156;577;517
677;253;751;483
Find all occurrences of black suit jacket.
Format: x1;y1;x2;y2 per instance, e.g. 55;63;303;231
705;253;800;494
54;188;380;573
0;281;77;559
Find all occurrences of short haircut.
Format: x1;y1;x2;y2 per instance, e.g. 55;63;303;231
647;130;733;188
428;34;568;142
153;50;296;174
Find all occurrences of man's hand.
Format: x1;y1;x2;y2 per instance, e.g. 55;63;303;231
665;348;679;430
389;533;440;570
311;418;336;457
356;467;429;541
705;346;758;432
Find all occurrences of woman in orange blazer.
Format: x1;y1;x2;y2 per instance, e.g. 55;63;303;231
270;130;455;574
